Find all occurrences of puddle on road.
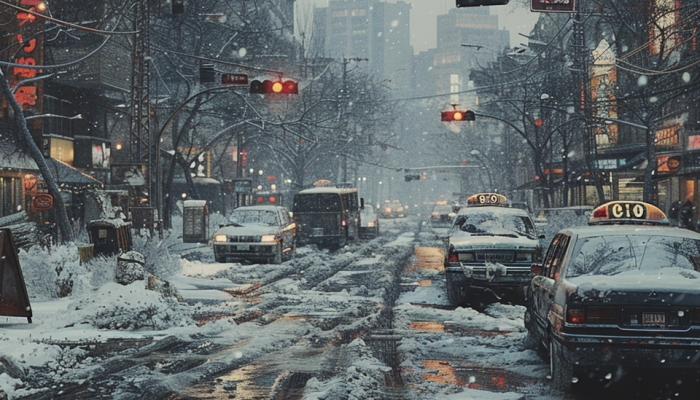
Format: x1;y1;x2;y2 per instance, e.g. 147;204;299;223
406;247;445;272
409;321;514;336
224;282;262;297
410;321;445;332
421;360;536;392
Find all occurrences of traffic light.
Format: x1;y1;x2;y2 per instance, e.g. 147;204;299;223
249;79;298;95
456;0;509;7
200;63;215;84
172;0;184;14
441;109;475;122
404;174;421;182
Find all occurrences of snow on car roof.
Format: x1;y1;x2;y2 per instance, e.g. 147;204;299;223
233;205;285;211
560;224;700;239
457;206;530;217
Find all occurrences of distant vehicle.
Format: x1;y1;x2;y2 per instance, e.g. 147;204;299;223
292;185;361;249
359;204;379;238
380;200;405;218
445;193;543;309
525;201;700;392
212;205;296;264
429;202;454;238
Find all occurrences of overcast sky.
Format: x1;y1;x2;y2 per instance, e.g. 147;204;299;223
298;0;540;54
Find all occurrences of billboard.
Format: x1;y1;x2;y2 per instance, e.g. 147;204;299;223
531;0;575;13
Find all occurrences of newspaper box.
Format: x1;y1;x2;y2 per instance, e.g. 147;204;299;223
87;219;133;256
183;200;208;243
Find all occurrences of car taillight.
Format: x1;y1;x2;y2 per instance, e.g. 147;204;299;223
566;308;585;324
567;307;617;324
448;251;459;263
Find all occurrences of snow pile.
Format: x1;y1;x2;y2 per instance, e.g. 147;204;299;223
304;338;389;400
131;229;181;278
19;244;98;299
64;282;194;330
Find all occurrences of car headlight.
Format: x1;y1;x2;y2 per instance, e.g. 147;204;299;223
261;234;277;242
214;234;228;242
516;252;533;261
367;221;376;227
385;208;392;213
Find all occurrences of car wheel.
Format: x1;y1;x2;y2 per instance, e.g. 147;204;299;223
550;339;575;392
445;270;467;306
271;244;283;264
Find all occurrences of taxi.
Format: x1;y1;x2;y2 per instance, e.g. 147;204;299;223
445;193;542;309
525;201;700;392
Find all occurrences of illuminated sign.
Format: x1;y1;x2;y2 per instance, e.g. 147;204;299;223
31;194;53;211
655;125;679;147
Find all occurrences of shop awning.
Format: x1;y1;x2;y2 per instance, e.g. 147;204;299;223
45;158;102;187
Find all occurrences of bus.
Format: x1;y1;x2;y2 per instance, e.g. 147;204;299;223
292;185;362;249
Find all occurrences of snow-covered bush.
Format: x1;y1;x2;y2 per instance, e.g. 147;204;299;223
68;282;194;330
19;244;88;299
131;228;181;278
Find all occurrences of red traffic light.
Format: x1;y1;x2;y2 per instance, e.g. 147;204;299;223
250;79;298;95
441;109;474;122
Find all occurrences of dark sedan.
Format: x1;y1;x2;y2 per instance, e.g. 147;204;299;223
525;201;700;393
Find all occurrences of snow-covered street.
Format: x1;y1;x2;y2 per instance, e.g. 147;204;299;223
1;216;698;400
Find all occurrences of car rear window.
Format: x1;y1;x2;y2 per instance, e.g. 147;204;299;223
456;212;536;239
567;235;700;278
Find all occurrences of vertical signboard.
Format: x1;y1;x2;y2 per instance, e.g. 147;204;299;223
1;1;45;119
531;0;575;13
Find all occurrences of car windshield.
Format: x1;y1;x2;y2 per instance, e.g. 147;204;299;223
229;210;279;226
566;235;700;279
455;212;536;239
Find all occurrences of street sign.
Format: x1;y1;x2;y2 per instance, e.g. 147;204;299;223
531;0;575;13
221;73;249;86
31;194;53;211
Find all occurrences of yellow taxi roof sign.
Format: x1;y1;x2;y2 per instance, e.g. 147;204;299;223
313;179;331;187
467;193;508;207
589;201;669;226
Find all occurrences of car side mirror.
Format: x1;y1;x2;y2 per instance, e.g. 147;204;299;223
531;263;543;275
538;234;545;239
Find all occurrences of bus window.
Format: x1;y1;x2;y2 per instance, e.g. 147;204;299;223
294;194;341;212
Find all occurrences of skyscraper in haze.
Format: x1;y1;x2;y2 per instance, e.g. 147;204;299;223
312;0;413;96
414;7;509;104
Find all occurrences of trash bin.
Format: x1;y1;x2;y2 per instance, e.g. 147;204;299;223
87;219;133;256
183;200;209;243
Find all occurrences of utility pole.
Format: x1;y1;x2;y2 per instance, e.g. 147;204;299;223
129;0;155;228
572;3;604;205
341;57;368;185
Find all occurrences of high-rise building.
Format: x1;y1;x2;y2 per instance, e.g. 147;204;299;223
414;7;509;104
312;0;413;95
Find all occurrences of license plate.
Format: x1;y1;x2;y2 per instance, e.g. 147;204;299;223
642;312;665;326
484;253;510;261
237;245;250;251
312;228;323;237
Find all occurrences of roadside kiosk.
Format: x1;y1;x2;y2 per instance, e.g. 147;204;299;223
182;200;209;243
